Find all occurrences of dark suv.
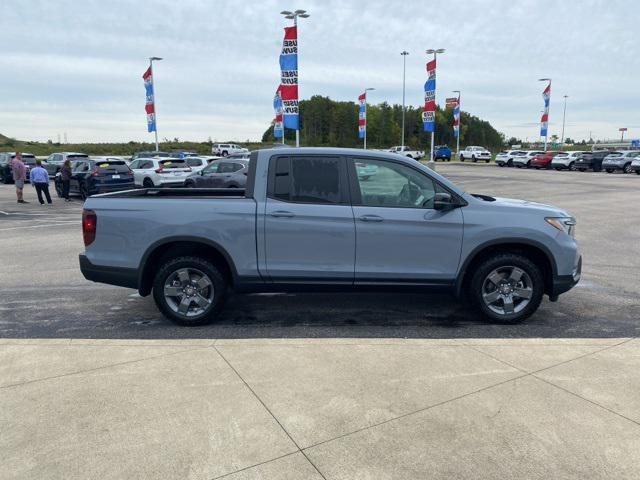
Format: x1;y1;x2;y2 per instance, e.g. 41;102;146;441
55;158;134;199
0;152;36;183
573;150;614;172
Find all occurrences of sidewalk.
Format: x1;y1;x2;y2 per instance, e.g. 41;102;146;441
1;337;639;479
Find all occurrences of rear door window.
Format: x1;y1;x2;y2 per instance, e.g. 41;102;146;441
186;158;203;167
269;156;345;204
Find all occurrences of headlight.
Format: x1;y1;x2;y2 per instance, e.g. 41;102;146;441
546;217;576;237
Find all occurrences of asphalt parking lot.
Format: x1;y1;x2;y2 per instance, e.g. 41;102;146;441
1;163;639;340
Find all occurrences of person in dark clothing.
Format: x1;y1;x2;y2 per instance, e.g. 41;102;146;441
29;159;52;205
60;159;72;201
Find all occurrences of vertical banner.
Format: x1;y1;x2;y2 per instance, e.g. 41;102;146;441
279;26;299;130
540;82;551;138
423;59;436;132
452;95;460;138
273;88;284;139
142;67;156;133
358;92;366;139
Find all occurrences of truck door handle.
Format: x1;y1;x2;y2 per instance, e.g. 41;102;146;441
270;210;295;218
359;215;384;222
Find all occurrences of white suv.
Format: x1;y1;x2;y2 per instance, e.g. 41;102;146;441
212;143;248;157
129;157;192;188
459;146;492;162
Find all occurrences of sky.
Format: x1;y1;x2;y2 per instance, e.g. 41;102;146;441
1;0;638;144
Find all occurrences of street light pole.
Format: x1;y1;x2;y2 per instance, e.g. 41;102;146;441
363;87;375;150
280;9;309;148
149;56;163;152
561;95;568;147
400;51;409;148
453;90;461;158
426;48;445;169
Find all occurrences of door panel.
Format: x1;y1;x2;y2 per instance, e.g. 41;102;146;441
264;155;355;281
350;158;463;282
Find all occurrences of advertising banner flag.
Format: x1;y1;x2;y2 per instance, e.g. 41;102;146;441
358;92;366;139
423;59;437;132
273;88;284;139
452;95;460;138
142;67;156;133
445;97;458;108
279;26;299;130
540;82;551;138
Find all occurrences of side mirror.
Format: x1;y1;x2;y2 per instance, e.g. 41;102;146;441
433;192;455;211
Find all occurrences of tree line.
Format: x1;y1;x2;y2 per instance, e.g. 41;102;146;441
262;95;504;151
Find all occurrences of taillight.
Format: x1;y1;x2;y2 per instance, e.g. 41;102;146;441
82;209;97;246
91;169;100;177
155;168;164;174
185;167;192;172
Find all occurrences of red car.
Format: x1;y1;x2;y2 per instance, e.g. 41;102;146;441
530;151;561;169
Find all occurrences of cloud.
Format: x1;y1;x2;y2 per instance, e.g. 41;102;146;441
1;0;638;143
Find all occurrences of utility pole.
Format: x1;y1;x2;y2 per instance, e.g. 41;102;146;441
400;51;409;147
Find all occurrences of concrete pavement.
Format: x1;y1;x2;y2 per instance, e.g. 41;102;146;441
1;337;639;479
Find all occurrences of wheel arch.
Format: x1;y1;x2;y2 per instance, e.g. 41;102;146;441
138;236;238;296
456;239;557;298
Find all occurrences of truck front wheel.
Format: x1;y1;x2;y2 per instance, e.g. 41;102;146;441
152;256;227;326
469;253;544;323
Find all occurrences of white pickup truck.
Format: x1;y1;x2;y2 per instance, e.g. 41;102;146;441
212;143;249;157
387;146;425;160
459;146;492;163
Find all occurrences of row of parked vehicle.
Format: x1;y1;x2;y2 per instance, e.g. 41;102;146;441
495;149;640;174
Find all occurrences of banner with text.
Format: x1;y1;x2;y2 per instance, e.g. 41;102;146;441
273;88;284;138
540;82;551;138
279;26;299;130
358;92;366;139
142;67;156;133
423;59;436;132
452;95;460;138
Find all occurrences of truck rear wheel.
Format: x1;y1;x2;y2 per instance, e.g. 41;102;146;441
152;256;227;326
469;253;544;323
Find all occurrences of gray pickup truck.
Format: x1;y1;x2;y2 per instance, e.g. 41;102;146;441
80;147;581;326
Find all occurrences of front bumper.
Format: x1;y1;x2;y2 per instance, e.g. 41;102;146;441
551;162;571;169
550;255;582;297
79;254;138;289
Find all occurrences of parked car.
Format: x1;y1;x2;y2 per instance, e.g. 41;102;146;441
54;158;134;199
80;147;581;326
183;159;249;188
513;151;545;168
630;158;640;175
169;151;199;159
458;146;491;163
131;151;170;162
44;152;89;176
129;157;192;188
495;150;524;167
387;146;425;160
212;144;249;157
549;151;586;171
602;151;640;173
0;152;36;183
433;145;452;161
530;151;562;169
183;157;210;175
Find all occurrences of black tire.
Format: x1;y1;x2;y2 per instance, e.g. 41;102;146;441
635;171;640;175
222;151;228;157
143;178;154;188
498;163;505;167
507;160;513;167
152;255;227;326
184;181;195;188
568;162;576;171
624;163;633;174
605;169;614;173
485;159;490;163
469;253;544;323
472;155;477;163
578;169;586;172
80;183;89;200
460;155;465;162
55;182;63;198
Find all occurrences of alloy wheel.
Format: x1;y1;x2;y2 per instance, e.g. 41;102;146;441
481;266;533;316
163;268;214;317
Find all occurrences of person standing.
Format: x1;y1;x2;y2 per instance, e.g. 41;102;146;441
60;159;72;201
29;160;52;205
10;152;28;204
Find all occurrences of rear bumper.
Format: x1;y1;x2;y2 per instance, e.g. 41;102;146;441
79;254;138;289
550;255;582;296
90;183;136;194
602;162;625;171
